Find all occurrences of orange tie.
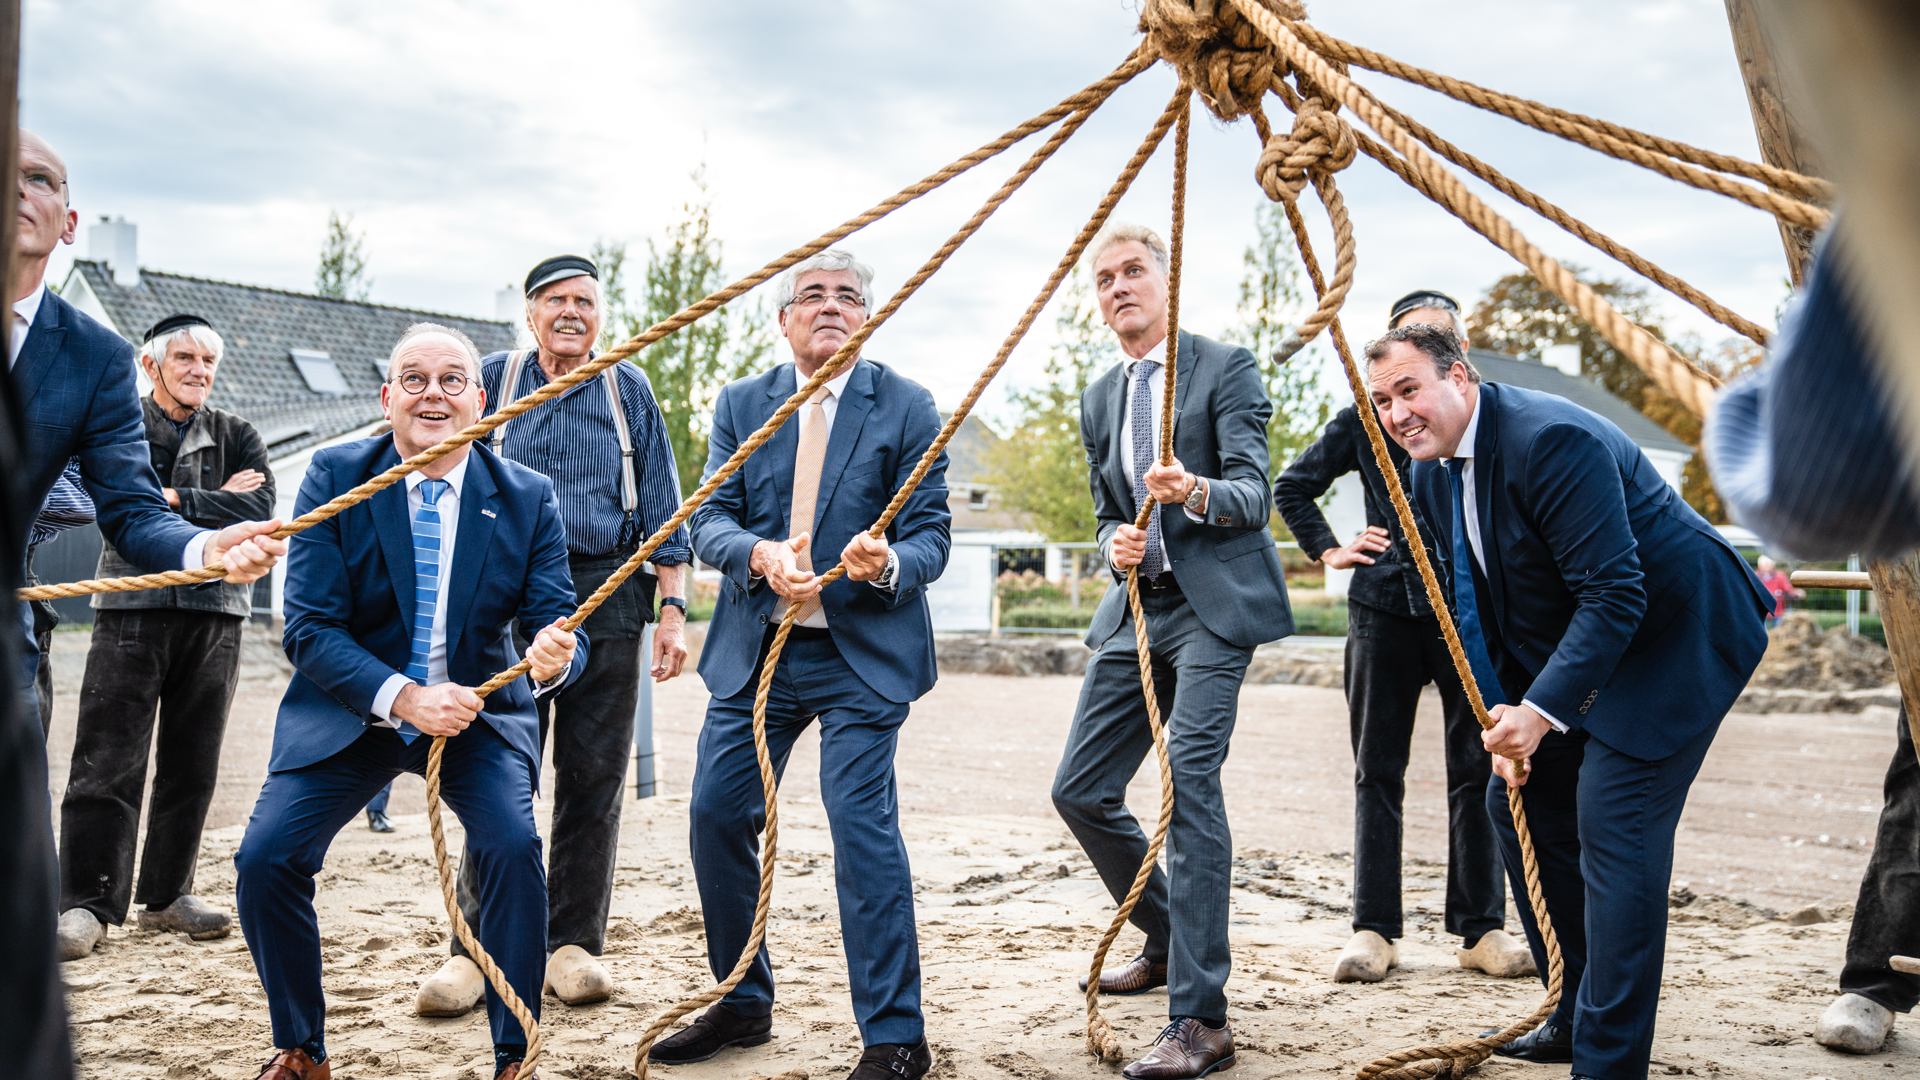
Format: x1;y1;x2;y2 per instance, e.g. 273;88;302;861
785;386;832;623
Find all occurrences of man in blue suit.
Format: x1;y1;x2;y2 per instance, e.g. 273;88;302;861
233;324;587;1080
1367;323;1772;1079
654;249;949;1080
11;131;284;699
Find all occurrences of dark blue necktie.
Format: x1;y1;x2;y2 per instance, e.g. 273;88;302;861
1130;359;1164;581
1445;459;1505;707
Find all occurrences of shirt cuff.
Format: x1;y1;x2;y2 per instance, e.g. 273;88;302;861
1181;478;1209;523
1522;698;1570;734
371;673;410;726
873;548;900;592
184;530;214;571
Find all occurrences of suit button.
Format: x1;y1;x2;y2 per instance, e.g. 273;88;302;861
758;613;768;625
1214;515;1230;525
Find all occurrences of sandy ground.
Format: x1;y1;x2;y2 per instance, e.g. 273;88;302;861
42;628;1919;1078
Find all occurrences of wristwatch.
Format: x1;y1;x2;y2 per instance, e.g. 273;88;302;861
1183;477;1207;512
659;597;687;615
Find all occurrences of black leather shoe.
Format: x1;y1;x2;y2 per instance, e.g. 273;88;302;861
366;808;395;833
649;1001;773;1064
845;1038;932;1080
1480;1019;1572;1064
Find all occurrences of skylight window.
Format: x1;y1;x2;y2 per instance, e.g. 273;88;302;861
290;348;348;395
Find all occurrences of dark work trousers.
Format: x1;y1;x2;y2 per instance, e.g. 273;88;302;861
59;608;243;925
1841;706;1920;1013
1345;600;1504;944
456;552;648;958
1489;720;1720;1080
691;629;922;1047
1052;583;1255;1026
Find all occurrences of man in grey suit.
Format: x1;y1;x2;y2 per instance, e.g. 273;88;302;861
1052;222;1294;1080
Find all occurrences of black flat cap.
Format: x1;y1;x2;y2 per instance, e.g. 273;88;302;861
1388;289;1461;327
143;313;212;342
524;255;598;297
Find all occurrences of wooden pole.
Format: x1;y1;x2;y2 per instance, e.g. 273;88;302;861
1727;0;1920;752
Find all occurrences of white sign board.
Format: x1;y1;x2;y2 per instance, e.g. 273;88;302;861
928;542;995;632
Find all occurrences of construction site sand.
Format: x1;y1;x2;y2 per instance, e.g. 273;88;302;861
44;636;1918;1077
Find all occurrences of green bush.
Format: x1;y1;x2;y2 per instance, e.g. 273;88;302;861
1290;605;1348;637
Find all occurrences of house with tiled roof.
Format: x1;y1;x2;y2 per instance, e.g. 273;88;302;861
32;222;519;622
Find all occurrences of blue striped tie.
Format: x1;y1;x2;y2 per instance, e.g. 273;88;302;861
1445;459;1505;707
399;478;449;742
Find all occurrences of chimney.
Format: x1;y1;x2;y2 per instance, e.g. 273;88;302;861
88;216;139;287
1542;343;1583;379
495;284;522;322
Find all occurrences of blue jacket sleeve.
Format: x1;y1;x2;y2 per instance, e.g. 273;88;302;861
1202;345;1276;531
689;384;762;593
879;384;951;605
78;336;204;571
516;477;590;694
281;459;409;714
1517;423;1649;724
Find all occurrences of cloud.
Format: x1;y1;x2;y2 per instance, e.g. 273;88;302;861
24;0;1794;412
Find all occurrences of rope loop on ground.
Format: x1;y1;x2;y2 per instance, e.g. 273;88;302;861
1139;0;1298;122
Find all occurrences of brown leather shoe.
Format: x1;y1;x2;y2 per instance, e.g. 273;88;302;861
1077;954;1169;996
1121;1018;1235;1080
254;1049;330;1080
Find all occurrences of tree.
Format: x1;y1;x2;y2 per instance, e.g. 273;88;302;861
1467;268;1762;522
982;267;1115;541
314;210;371;300
597;168;775;496
1221;200;1332;515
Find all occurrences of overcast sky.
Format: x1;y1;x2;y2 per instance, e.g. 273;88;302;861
23;0;1790;416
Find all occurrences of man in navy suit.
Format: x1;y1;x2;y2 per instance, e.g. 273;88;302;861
1367;323;1771;1079
233;324;587;1080
654;249;949;1080
11;131;284;698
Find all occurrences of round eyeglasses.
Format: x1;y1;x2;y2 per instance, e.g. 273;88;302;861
392;371;470;396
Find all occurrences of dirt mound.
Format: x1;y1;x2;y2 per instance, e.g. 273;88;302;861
1747;612;1892;692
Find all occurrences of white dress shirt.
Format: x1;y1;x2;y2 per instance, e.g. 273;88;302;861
1107;345;1208;569
370;456;563;724
761;361;897;629
14;279;217;572
1447;391;1566;733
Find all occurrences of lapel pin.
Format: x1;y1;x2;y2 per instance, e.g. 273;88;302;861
481;508;497;519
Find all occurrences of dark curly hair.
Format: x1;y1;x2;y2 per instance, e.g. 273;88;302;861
1362;322;1481;384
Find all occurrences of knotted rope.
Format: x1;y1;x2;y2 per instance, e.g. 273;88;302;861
1081;89;1191;1064
627;82;1191;1080
1139;0;1294;122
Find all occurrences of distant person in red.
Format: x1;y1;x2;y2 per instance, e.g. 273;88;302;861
1755;556;1803;627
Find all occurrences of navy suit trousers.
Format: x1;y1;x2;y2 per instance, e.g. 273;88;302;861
690;632;922;1046
1488;720;1719;1080
236;723;545;1049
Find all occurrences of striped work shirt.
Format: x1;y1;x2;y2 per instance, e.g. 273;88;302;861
480;351;692;564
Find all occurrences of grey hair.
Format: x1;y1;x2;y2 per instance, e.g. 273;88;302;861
1363;323;1482;384
388;322;483;381
774;249;877;311
140;324;225;367
1390;303;1469;344
1086;221;1170;276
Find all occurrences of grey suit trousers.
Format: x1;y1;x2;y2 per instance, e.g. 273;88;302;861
1052;583;1254;1023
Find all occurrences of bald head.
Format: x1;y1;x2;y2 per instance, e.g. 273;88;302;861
15;128;77;300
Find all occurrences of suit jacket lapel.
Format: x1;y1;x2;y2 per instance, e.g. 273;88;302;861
763;365;799;536
1104;361;1133;514
1474;385;1505;621
813;361;875;532
445;452;499;660
369;444;417;638
12;293;67;410
1170;331;1195;445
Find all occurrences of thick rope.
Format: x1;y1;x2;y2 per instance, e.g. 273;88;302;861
1226;0;1719;420
1345;81;1769;349
1282;16;1836;209
625;84;1190;1080
1287;173;1563;1080
1083;90;1191;1065
15;50;1152;604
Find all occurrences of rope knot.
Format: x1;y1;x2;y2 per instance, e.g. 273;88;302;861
1255;93;1356;202
1139;0;1304;122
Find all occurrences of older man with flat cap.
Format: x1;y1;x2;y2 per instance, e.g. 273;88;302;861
56;313;275;961
416;254;693;1015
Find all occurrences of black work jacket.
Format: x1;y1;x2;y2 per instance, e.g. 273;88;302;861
93;397;274;616
1272;404;1438;619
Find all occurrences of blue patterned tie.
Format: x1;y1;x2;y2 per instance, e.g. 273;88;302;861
1445;459;1505;707
400;478;449;742
1130;359;1164;581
